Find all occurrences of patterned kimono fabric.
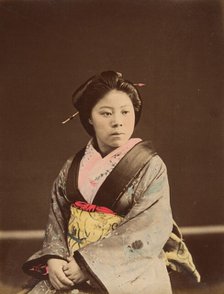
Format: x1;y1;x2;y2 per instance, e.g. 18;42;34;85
67;139;141;254
21;139;200;294
25;138;144;294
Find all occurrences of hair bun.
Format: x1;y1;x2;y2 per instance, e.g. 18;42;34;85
116;72;122;78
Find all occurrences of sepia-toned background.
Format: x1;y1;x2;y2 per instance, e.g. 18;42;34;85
0;0;223;293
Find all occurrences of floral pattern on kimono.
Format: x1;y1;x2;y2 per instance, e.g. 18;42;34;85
21;140;200;294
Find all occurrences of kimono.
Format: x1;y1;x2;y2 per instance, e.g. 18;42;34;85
21;139;200;294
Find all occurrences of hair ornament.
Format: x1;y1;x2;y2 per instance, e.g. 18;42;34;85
116;72;123;78
133;83;146;87
62;111;79;124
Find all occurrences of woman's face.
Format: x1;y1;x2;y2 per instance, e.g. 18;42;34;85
90;89;135;155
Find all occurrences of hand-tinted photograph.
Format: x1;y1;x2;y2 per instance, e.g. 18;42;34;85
0;1;223;293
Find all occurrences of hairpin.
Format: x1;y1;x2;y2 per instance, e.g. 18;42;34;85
133;83;146;87
62;111;79;124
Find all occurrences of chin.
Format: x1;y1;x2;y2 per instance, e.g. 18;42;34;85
110;138;129;148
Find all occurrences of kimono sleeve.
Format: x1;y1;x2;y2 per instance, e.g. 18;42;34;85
22;157;73;278
73;155;173;293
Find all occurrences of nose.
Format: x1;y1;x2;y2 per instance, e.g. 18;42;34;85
112;122;122;128
111;114;123;128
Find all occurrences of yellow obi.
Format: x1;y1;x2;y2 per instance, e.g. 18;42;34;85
67;201;123;254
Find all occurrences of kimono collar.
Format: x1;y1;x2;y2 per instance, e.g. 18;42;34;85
66;140;156;210
78;138;142;203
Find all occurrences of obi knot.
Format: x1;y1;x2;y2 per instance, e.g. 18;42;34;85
72;201;115;215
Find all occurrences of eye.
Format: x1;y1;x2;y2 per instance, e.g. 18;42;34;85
122;110;130;115
100;111;112;117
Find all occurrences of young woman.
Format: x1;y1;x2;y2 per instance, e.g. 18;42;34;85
21;71;200;294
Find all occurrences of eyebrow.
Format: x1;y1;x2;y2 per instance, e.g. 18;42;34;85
99;104;132;109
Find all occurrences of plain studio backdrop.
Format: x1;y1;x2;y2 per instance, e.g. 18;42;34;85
0;0;223;293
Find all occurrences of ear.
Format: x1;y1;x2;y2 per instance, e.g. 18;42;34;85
88;118;93;125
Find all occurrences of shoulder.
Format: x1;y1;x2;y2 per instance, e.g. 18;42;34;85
60;155;75;174
140;154;168;183
57;147;85;180
149;154;167;171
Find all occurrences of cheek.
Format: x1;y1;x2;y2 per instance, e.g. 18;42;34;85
90;114;101;128
126;113;135;128
91;118;107;135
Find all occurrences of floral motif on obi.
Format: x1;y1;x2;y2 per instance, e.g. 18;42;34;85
67;201;123;254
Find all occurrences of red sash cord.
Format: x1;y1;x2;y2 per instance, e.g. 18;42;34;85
72;201;116;215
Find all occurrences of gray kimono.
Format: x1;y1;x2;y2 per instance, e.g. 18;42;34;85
21;142;182;294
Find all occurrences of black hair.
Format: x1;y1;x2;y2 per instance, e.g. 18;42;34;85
72;70;142;136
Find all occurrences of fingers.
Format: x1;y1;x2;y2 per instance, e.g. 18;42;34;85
49;274;70;291
48;256;87;287
57;271;74;287
67;256;73;262
62;264;75;278
63;268;72;277
47;258;76;291
63;269;87;284
50;277;70;291
73;275;86;284
62;264;69;271
49;269;74;291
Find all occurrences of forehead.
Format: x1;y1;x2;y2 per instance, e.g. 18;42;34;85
95;89;132;108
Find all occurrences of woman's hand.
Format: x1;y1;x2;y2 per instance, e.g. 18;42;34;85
62;256;88;284
47;258;74;290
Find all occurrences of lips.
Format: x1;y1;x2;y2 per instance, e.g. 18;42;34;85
111;132;125;136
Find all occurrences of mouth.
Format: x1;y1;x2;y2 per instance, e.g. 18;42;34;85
110;132;125;136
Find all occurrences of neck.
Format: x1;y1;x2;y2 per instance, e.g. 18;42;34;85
92;137;115;157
